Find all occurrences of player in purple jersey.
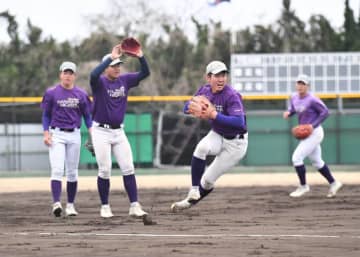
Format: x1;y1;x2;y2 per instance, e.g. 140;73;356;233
89;43;150;218
41;61;92;217
171;61;248;212
283;74;343;198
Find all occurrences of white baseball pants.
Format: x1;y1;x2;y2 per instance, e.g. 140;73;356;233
49;128;81;182
193;130;248;189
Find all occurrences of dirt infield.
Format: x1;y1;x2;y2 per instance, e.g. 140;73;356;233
0;174;359;257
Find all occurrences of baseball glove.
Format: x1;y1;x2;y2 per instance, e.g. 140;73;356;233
188;95;216;119
120;37;141;57
292;124;313;140
84;135;95;156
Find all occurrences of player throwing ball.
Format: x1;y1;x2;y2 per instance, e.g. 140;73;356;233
171;61;248;212
283;74;342;198
89;43;150;218
41;61;92;217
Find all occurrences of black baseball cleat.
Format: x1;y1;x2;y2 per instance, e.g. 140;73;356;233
52;202;63;217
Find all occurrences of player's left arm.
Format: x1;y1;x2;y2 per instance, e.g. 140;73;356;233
213;114;245;129
137;56;150;81
311;99;329;128
79;92;93;129
211;95;246;130
123;56;150;88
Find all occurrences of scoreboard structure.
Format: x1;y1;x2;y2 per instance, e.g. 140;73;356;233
231;52;360;95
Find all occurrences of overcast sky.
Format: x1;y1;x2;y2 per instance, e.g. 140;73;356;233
0;0;359;44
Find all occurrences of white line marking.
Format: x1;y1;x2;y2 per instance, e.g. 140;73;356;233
1;232;359;239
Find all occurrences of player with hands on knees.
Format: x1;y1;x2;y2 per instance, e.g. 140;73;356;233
89;40;150;218
171;60;248;212
283;74;342;198
41;61;92;217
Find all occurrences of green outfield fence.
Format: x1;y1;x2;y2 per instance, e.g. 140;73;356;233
79;114;153;166
74;111;360;167
1;95;360;170
243;112;360;166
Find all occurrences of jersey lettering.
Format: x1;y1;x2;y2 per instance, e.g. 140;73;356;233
57;98;79;108
107;87;125;98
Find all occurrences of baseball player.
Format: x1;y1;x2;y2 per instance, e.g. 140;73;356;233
171;60;248;212
41;61;92;217
283;74;343;198
89;44;150;218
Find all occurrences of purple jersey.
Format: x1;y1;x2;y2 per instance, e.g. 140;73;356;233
91;73;140;125
288;92;329;128
41;84;92;129
195;84;247;135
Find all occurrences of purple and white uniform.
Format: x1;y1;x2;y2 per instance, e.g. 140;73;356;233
90;57;149;178
41;84;92;201
89;56;149;211
190;84;248;189
287;92;329;168
170;60;249;212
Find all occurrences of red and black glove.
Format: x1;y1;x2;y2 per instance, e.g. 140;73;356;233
121;37;141;57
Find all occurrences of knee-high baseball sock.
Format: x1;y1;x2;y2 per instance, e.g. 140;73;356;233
66;181;77;204
51;180;62;203
191;156;206;186
318;164;335;184
97;176;110;205
294;165;306;185
123;174;138;203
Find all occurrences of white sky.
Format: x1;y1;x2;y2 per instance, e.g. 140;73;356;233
0;0;359;44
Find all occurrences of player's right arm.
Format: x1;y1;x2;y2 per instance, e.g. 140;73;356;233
89;58;112;90
283;97;296;119
183;87;204;114
90;44;122;89
41;90;53;146
43;129;52;146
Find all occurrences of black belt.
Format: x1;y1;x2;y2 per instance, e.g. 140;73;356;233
98;123;121;129
50;126;75;132
223;134;244;140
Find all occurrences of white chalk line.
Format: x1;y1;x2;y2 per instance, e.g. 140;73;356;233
2;232;359;239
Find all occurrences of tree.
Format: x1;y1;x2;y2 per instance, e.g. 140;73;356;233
277;0;309;52
76;32;119;61
144;24;193;95
26;19;42;46
232;28;256;53
191;17;209;65
343;0;359;50
209;21;231;65
89;0;172;39
308;15;342;52
250;25;282;53
0;11;20;51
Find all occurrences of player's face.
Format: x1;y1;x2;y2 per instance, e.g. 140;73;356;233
59;70;76;88
296;81;308;96
207;72;228;93
105;64;121;80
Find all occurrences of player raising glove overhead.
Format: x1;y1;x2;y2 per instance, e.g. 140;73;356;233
89;40;150;219
171;60;248;212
